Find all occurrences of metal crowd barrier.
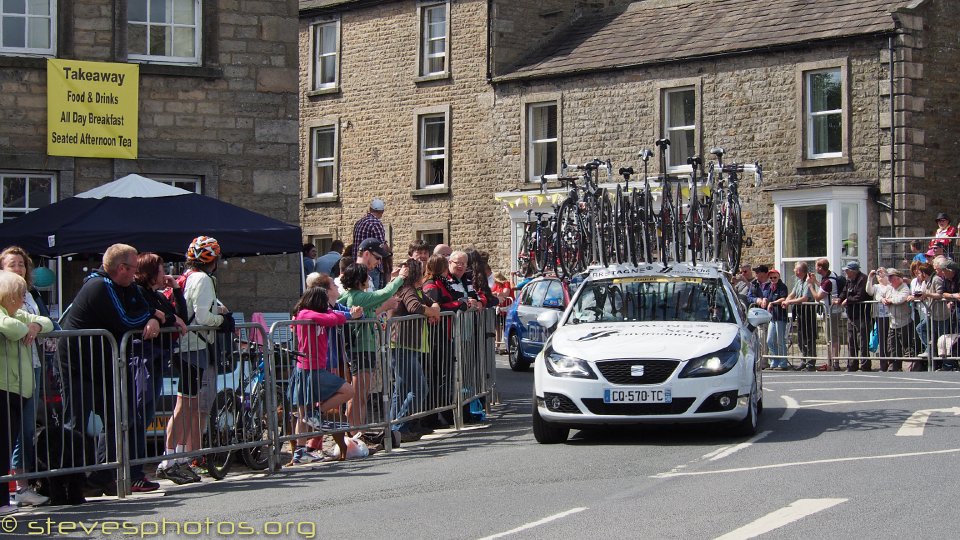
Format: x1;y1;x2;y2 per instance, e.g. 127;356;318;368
0;329;121;496
759;298;959;373
0;312;497;499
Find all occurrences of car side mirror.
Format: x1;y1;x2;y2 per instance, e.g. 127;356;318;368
537;311;560;333
746;307;773;330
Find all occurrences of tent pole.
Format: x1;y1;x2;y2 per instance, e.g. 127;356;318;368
299;253;305;294
57;255;63;321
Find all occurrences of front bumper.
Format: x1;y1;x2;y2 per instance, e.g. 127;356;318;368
534;360;753;425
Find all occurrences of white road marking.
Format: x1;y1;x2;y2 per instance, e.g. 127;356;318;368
789;387;960;391
799;395;960;407
713;498;847;540
709;431;771;461
896;406;960;437
779;395;799;420
478;507;587;539
651;447;960;478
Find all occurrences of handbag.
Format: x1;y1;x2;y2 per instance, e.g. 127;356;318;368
868;322;879;353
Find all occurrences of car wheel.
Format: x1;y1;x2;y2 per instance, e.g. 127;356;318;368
731;382;759;437
532;399;569;444
508;333;530;372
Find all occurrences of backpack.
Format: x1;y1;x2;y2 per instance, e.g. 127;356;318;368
824;271;846;313
162;270;195;310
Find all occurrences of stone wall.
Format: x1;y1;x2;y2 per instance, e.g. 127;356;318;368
299;0;506;263
899;0;960;236
0;0;301;314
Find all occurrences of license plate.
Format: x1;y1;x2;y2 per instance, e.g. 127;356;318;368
603;388;672;404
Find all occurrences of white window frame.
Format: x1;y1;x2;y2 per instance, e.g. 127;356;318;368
526;102;559;183
0;0;56;56
151;175;202;194
416;1;449;79
805;67;843;159
419;115;446;188
0;171;56;223
772;186;868;280
310;19;340;92
309;124;338;198
416;109;449;190
127;0;201;66
663;87;697;171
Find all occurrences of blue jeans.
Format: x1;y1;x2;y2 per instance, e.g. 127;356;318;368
766;320;788;367
390;348;427;432
128;357;164;482
11;366;41;473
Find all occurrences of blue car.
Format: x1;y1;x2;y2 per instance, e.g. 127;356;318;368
504;276;570;371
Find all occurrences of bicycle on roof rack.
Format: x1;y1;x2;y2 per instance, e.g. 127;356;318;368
553;158;615;278
517;208;558;277
707;147;762;272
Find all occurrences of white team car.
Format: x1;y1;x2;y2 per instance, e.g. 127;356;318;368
533;262;773;443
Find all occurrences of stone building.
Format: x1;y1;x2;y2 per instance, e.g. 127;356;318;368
0;0;301;314
300;0;959;280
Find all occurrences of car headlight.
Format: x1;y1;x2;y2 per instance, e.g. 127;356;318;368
543;345;597;379
679;337;741;378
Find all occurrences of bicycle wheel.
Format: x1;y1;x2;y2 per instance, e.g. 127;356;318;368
536;225;552;274
722;199;744;271
240;385;286;471
204;391;238;479
674;182;685;263
640;190;654;264
596;191;614;266
613;186;628;265
555;199;584;279
517;230;534;277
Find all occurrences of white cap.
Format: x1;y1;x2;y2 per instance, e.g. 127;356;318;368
370;198;385;212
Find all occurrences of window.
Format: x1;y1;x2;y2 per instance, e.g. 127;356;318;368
310;124;337;197
418;2;448;78
663;87;696;170
418;113;447;189
311;20;339;91
805;68;842;158
773;186;867;287
527;103;558;182
153;175;202;193
0;0;55;55
128;0;201;65
417;230;445;252
0;172;55;223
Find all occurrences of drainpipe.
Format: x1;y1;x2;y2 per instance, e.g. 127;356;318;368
486;0;494;83
889;35;896;238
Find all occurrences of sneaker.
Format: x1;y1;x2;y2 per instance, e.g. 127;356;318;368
14;488;49;506
130;478;160;493
918;351;931;358
182;462;203;482
156;464;196;485
292;447;321;464
303;414;323;429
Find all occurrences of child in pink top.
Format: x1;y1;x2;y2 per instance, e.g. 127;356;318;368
289;287;356;463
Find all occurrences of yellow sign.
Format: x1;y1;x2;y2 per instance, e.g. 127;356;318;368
46;59;139;159
613;276;703;284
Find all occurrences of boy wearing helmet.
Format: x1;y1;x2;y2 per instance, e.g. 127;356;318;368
157;236;234;484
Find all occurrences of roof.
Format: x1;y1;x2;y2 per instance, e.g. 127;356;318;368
299;0;399;14
497;0;915;81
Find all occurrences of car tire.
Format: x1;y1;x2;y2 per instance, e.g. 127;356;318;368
508;333;530;372
532;399;569;444
731;382;760;437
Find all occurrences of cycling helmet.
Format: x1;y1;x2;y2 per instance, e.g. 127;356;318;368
186;235;221;264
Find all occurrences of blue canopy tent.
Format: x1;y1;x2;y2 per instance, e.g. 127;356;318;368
0;174;301;257
0;174;303;310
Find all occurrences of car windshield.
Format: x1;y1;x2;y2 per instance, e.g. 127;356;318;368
569;276;735;324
